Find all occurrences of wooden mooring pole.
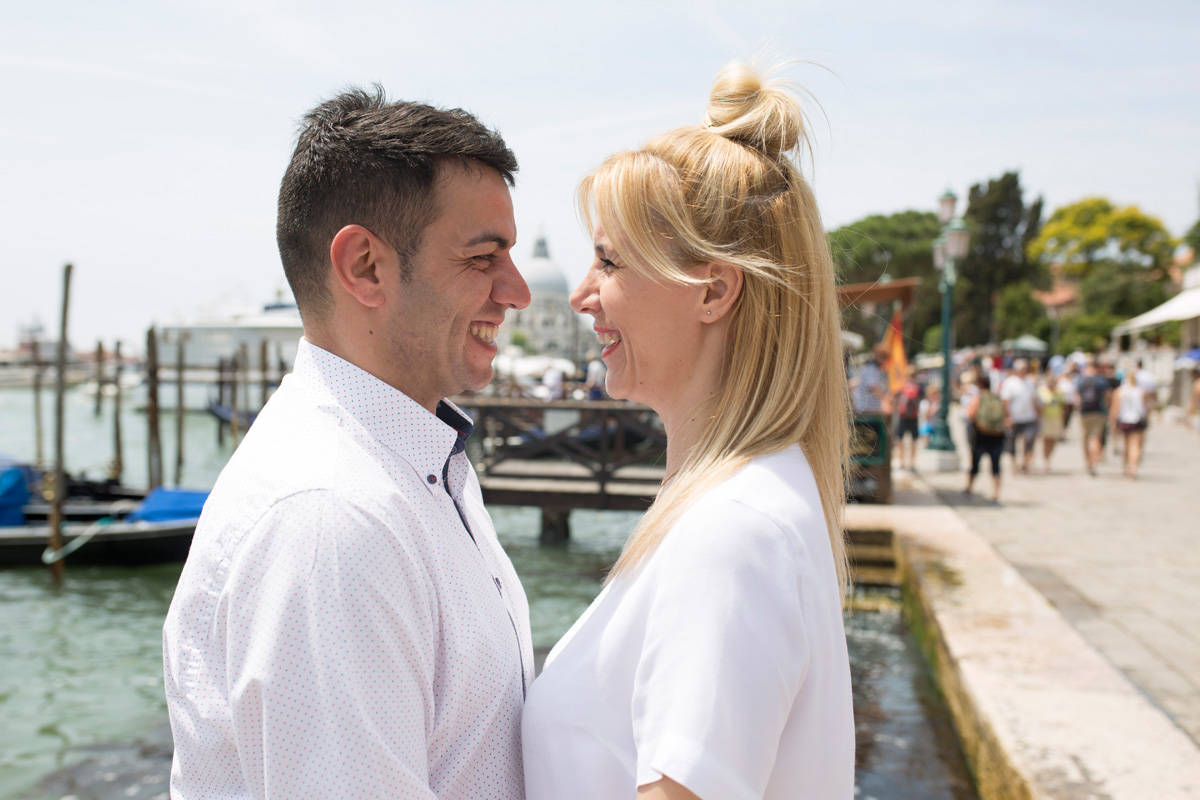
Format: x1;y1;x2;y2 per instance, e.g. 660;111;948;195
31;339;44;472
215;358;226;448
111;340;123;483
175;334;186;486
93;340;104;417
260;339;269;408
146;326;163;489
229;350;241;445
47;263;73;585
239;343;250;433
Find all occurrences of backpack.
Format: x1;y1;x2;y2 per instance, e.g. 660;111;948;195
896;381;922;419
1078;376;1103;413
975;393;1006;436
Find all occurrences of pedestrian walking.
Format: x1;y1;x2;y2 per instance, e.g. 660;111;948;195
958;372;979;455
1037;373;1065;472
966;379;1006;502
1000;358;1040;475
894;365;923;470
1098;360;1120;458
1187;367;1200;437
1110;370;1148;479
1076;358;1112;477
1056;365;1078;439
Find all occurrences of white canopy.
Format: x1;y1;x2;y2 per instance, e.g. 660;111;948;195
1112;287;1200;336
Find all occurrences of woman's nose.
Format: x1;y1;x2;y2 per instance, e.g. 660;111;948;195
570;270;598;315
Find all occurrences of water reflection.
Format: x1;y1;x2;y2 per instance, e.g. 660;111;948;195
848;588;978;800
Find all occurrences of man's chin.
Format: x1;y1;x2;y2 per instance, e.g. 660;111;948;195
459;367;494;395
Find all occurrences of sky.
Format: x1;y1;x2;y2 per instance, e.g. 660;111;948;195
2;0;1198;352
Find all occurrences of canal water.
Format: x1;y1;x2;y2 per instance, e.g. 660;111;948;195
0;386;976;799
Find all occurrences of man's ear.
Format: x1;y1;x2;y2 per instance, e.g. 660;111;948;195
699;262;744;322
329;224;390;309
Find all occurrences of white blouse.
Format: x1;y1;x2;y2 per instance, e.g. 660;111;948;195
521;447;853;800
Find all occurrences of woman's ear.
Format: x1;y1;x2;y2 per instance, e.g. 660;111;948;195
699;262;744;322
329;224;391;309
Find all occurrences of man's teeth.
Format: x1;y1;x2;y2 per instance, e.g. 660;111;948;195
597;330;621;347
470;323;498;344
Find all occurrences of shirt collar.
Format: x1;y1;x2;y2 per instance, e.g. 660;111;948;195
436;400;473;458
291;339;474;482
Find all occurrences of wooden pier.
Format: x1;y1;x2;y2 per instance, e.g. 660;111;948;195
451;396;667;543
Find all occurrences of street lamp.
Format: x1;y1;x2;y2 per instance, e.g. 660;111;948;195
926;192;971;466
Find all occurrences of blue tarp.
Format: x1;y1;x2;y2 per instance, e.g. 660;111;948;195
0;466;30;527
127;488;209;522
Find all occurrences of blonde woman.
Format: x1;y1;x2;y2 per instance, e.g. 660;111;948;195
521;63;853;800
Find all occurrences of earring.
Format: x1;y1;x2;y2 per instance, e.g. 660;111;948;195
707;311;712;316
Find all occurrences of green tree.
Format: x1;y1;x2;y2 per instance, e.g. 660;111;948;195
993;282;1050;342
953;172;1045;346
1079;260;1169;319
829;210;942;355
1057;311;1122;354
1186;218;1200;257
1187;187;1200;256
922;323;942;354
1028;197;1176;279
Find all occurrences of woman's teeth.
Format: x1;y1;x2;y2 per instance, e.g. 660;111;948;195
470;323;498;344
597;330;621;347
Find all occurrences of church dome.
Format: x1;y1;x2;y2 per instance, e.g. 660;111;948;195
519;237;570;294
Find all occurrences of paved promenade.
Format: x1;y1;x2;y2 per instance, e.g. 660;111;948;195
908;407;1200;744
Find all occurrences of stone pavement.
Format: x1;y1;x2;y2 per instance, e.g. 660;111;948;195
907;407;1200;745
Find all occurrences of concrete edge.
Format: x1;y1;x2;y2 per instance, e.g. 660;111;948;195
846;492;1200;800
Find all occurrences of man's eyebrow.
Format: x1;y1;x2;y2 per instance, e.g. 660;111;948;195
463;232;512;250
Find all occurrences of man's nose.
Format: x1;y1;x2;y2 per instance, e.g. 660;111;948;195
494;254;531;310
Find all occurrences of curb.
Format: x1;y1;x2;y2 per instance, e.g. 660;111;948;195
847;487;1200;799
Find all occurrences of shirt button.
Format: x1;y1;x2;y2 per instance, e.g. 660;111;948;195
427;474;437;484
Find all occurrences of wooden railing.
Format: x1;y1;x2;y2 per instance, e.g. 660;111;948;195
450;396;667;540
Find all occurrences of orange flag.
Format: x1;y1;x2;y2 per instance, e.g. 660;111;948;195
881;309;908;395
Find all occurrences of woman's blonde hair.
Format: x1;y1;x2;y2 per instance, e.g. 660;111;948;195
580;61;851;594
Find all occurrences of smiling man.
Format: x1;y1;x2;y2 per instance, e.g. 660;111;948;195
163;88;533;800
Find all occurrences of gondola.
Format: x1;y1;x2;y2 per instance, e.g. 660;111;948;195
1;459;208;566
0;514;200;567
208;400;258;428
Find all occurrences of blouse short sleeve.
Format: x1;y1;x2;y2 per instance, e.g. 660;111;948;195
631;498;811;800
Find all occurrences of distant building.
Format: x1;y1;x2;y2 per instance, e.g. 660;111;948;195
157;296;303;369
510;237;590;365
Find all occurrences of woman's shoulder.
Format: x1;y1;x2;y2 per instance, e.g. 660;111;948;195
665;447;825;559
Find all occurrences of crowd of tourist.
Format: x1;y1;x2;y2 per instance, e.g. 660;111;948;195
856;346;1185;505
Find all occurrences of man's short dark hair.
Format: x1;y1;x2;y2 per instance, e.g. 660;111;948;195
276;86;518;321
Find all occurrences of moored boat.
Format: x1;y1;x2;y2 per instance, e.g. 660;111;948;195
1;459;208;566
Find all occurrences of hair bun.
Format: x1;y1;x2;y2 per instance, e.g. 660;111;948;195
703;62;805;159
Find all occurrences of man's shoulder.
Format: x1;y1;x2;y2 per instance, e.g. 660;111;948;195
197;394;426;552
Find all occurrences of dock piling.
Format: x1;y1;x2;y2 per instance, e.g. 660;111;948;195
93;340;104;417
175;334;186;486
215;358;227;447
260;339;269;407
111;340;123;483
229;351;241;445
47;263;73;585
31;339;44;472
540;508;572;545
146;326;163;489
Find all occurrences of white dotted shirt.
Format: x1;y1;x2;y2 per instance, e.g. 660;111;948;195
163;339;534;799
